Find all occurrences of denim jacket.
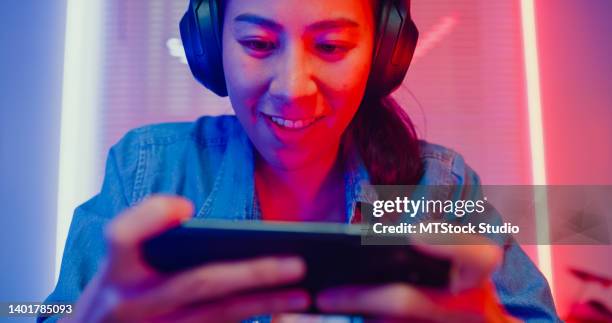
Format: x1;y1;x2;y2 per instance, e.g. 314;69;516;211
39;115;560;322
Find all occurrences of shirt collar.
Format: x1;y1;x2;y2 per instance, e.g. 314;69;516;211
197;122;257;220
197;125;379;223
342;143;379;223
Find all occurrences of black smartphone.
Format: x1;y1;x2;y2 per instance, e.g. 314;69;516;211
142;220;451;294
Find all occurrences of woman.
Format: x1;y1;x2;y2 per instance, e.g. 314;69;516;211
40;0;559;322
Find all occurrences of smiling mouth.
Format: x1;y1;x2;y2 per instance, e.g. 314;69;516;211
262;113;322;130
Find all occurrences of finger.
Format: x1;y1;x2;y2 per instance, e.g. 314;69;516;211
316;284;483;322
104;195;194;283
410;234;502;292
65;263;122;323
363;317;433;323
127;256;306;319
317;284;446;320
158;289;310;323
106;195;194;246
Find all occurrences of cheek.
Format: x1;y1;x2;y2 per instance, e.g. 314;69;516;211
319;53;372;123
322;46;371;94
223;44;268;114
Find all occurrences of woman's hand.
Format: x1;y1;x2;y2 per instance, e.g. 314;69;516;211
315;238;520;323
62;196;310;323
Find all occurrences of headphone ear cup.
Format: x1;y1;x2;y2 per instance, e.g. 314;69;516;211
180;0;228;97
367;0;419;99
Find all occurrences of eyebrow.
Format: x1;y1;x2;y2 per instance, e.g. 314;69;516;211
307;18;359;31
234;13;359;32
234;14;282;31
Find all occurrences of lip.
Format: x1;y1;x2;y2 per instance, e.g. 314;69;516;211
260;112;324;142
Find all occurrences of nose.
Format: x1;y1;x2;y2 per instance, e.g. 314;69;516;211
268;41;318;107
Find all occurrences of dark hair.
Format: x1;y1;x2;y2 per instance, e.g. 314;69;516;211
343;95;423;185
342;0;422;186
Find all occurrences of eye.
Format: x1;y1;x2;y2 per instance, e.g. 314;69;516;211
316;43;343;54
315;41;354;58
239;39;277;53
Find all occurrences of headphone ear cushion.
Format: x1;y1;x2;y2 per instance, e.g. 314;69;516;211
367;0;418;99
180;0;228;97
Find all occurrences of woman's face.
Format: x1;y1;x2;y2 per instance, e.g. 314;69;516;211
222;0;375;170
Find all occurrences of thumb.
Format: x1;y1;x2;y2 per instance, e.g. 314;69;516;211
411;233;502;293
103;195;194;283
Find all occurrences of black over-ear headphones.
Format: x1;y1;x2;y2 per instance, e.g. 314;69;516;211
180;0;418;99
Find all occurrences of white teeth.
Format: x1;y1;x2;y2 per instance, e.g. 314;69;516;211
269;116;317;129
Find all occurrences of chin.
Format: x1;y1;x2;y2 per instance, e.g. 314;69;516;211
258;145;321;171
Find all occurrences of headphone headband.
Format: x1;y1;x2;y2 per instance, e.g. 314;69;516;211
180;0;418;99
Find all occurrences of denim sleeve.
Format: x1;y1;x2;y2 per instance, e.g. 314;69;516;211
37;138;137;323
451;156;560;322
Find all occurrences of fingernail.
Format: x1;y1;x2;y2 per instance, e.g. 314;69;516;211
278;257;305;276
